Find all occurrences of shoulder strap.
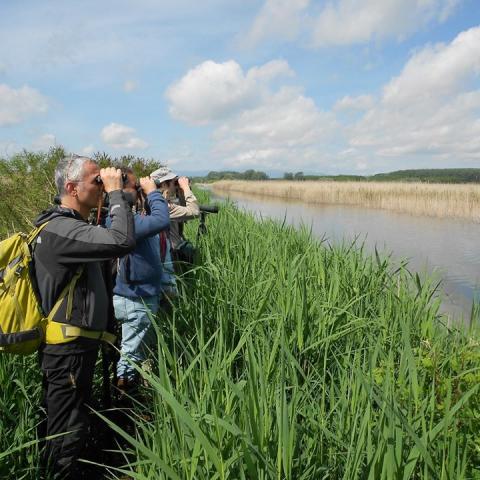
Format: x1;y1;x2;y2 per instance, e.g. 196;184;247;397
47;265;84;322
27;222;49;246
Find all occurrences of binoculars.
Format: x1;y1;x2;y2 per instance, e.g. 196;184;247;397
152;178;179;187
94;172;129;185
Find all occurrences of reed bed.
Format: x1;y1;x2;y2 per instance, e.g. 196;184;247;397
212;180;480;220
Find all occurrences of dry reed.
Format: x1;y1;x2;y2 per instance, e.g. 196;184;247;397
212;180;480;220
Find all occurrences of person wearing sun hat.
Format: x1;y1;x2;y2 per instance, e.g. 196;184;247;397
150;167;200;274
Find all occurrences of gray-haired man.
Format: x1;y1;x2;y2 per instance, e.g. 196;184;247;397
33;155;135;479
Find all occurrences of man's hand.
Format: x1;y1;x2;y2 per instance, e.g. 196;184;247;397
100;167;123;193
139;177;157;195
177;176;191;193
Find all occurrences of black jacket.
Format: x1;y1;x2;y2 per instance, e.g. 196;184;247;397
33;190;135;353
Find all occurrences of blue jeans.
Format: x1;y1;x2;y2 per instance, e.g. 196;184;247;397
113;295;159;381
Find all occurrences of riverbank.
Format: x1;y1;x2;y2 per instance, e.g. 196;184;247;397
211;180;480;220
209;187;480;321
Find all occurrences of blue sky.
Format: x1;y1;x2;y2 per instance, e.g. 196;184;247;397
0;0;479;175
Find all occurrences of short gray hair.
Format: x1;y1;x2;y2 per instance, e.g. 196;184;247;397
55;154;95;196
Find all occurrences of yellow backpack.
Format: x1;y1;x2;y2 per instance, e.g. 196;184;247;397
0;223;115;355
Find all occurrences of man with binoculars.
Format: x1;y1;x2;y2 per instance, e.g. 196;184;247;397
33;155;136;478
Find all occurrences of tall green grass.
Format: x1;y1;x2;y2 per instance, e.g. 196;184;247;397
106;191;480;479
1;152;479;478
0;355;42;479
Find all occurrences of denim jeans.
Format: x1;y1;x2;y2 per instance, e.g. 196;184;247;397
113;295;159;381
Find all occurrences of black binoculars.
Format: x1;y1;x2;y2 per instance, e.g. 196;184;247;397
152;177;179;187
94;172;129;185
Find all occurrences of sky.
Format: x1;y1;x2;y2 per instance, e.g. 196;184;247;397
0;0;479;175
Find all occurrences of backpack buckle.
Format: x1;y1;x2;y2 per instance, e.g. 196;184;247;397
14;265;24;277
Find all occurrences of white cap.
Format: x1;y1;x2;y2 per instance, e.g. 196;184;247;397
150;166;178;184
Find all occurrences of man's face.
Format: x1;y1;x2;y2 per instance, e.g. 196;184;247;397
74;161;103;209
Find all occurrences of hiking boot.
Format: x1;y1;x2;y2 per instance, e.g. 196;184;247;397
116;376;130;392
115;376;140;403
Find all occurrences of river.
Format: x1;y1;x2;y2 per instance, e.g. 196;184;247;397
209;188;480;322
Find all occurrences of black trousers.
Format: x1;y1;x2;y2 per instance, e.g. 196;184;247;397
38;347;99;480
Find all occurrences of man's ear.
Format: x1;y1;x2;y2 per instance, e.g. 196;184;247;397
65;181;77;197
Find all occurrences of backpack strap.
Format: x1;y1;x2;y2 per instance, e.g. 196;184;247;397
44;266;116;345
29;222;116;345
26;222;49;244
45;322;117;345
46;322;116;344
47;266;84;322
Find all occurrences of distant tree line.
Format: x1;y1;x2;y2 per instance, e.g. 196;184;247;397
193;169;269;182
283;172;365;181
281;169;480;184
370;169;480;183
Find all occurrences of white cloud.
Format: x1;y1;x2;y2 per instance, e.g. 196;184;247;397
312;0;456;47
166;59;293;125
243;0;461;49
347;26;480;163
123;80;137;92
213;86;337;169
167;26;480;173
32;133;56;151
242;0;310;48
167;59;337;170
0;84;48;126
313;0;463;47
382;27;480;105
101;123;149;149
439;0;461;22
334;94;375;111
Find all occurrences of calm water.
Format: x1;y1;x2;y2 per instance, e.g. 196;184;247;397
210;189;480;321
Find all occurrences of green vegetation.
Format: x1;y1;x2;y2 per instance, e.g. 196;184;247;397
195;168;480;184
0;149;165;238
371;168;480;183
194;169;269;182
107;191;480;479
283;171;366;181
1;151;480;478
282;169;480;183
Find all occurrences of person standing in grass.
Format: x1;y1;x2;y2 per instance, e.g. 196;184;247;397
34;156;135;479
150;167;200;269
107;168;170;394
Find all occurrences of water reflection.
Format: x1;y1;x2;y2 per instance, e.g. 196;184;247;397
210;189;480;321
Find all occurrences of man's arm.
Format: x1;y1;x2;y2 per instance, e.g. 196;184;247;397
48;189;136;264
169;198;200;222
168;176;200;221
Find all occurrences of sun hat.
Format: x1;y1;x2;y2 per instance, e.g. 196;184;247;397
150;166;178;184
